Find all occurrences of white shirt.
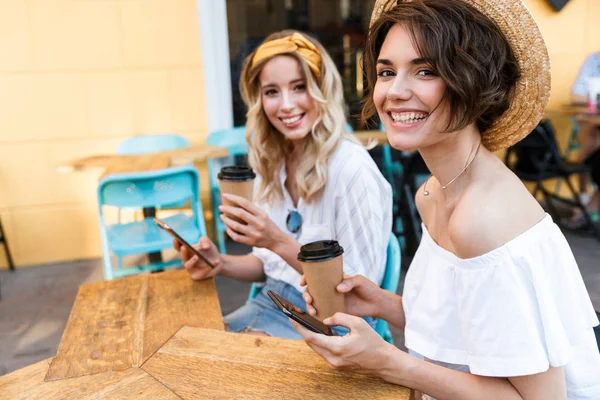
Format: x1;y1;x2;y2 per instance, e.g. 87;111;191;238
404;214;600;399
252;139;393;293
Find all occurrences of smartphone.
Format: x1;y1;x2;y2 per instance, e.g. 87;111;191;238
154;217;215;269
267;290;336;336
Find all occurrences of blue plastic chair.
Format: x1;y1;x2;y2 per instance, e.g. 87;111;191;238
116;134;191;155
247;234;402;343
97;165;207;280
117;134;192;212
205;126;249;253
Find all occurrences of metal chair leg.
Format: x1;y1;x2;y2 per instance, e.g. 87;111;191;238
564;176;600;240
0;217;14;271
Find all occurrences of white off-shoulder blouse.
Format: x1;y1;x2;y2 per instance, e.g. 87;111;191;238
403;214;600;399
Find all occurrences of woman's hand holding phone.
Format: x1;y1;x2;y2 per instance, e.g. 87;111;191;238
290;312;399;376
173;237;223;280
301;274;385;319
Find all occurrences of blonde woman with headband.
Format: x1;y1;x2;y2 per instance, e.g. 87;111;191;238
292;1;600;399
173;30;392;339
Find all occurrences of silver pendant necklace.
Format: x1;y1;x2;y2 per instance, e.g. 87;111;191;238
423;141;482;196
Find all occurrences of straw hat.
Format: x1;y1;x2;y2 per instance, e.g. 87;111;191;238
370;0;551;151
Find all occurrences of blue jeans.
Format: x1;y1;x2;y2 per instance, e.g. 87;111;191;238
224;278;376;339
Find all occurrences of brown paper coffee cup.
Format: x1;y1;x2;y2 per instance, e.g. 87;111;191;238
298;240;344;321
218;166;255;224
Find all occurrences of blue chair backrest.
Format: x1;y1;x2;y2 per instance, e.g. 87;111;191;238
98;165;199;210
382;234;401;293
117;134;191;155
206;126;248;156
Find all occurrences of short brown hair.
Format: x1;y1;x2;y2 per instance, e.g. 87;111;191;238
362;0;520;134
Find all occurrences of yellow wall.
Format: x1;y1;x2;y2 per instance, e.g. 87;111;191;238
0;0;208;269
0;0;598;269
524;0;600;108
520;0;600;166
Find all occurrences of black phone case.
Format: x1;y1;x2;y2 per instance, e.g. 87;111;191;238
267;290;334;336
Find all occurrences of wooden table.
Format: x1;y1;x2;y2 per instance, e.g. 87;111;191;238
544;105;589;117
0;269;412;398
354;130;389;148
545;105;600;124
577;113;600;125
0;327;411;399
0;358;179;400
46;270;224;380
57;143;229;177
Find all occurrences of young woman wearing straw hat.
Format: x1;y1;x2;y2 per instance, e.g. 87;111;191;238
174;30;392;339
292;1;600;398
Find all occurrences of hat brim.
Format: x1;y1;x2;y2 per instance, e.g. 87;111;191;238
370;0;551;151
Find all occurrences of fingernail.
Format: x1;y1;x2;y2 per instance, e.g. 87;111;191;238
337;282;348;290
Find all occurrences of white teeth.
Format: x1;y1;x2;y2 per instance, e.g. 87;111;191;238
282;115;302;124
390;112;427;123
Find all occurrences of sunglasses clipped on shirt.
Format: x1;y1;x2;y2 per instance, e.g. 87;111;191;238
286;209;302;234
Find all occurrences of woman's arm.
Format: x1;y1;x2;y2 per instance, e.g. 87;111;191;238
219;254;267;282
270;233;303;274
292;314;566;400
377;289;405;330
219;193;304;274
380;348;565;400
175;237;266;282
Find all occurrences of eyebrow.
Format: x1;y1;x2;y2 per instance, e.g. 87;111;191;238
261;78;304;89
376;57;431;66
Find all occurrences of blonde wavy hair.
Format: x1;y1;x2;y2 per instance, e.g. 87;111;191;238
240;30;356;204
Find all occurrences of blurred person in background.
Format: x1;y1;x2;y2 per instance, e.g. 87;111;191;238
568;52;600;228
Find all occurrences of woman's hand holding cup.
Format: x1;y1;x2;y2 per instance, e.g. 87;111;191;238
301;273;385;319
219;193;284;250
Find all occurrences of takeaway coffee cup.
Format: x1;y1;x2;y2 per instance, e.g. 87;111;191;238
218;166;256;223
298;240;344;321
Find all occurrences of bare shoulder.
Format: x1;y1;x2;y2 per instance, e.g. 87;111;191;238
448;166;545;259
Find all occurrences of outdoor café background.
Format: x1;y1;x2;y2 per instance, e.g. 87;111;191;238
0;0;598;270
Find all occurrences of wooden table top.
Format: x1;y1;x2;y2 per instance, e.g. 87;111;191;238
1;327;412;399
143;327;412;399
0;269;412;398
57;143;229;177
45;270;224;381
0;358;179;400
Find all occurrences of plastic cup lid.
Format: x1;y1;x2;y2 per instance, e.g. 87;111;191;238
297;240;344;262
217;165;256;182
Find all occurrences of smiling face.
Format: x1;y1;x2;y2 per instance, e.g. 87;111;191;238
374;24;449;151
259;55;318;143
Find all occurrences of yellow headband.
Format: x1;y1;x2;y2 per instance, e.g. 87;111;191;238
251;32;322;79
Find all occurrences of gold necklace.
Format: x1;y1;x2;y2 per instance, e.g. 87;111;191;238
423;141;482;196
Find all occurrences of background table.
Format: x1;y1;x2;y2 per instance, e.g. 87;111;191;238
57;144;229;177
354;130;388;148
